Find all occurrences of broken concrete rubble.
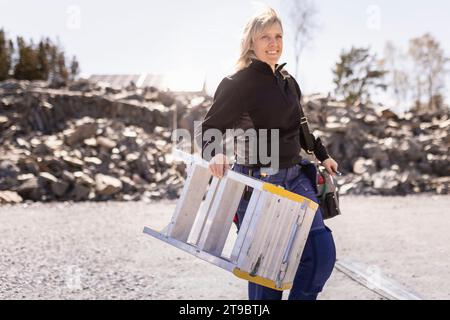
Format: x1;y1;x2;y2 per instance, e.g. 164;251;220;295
0;79;448;204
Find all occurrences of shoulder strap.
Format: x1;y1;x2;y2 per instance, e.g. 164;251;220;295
280;70;315;154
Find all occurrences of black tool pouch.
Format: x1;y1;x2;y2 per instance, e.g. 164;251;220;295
317;167;342;220
320;191;341;220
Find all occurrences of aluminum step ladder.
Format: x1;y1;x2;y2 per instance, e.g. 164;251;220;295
143;150;318;291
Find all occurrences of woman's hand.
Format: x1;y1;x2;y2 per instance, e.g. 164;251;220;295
322;157;339;176
208;153;230;178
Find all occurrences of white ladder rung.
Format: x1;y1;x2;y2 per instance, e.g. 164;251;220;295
167;163;211;242
230;189;262;263
197;177;246;256
187;176;220;245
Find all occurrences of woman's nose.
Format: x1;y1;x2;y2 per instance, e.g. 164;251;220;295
268;37;277;46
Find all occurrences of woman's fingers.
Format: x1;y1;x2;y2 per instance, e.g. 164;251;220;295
208;154;229;178
210;163;226;178
323;158;339;176
209;163;220;177
215;163;223;177
332;160;339;173
326;165;335;176
330;162;337;172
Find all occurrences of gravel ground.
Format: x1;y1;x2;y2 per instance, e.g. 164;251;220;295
0;195;449;300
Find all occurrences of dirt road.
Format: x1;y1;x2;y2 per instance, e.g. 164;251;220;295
0;195;448;299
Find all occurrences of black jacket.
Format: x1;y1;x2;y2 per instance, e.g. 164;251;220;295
201;58;329;168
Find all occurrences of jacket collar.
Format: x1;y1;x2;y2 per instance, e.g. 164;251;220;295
250;58;287;75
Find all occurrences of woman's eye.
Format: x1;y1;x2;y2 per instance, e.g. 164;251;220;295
276;35;283;39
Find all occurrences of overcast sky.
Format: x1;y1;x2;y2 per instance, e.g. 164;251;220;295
1;0;449;110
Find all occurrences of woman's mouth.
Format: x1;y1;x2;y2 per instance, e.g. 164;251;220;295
266;50;279;56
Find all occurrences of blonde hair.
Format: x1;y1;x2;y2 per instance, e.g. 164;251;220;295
235;7;283;72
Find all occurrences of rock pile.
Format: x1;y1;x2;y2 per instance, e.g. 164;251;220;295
0;80;211;203
302;94;450;195
0;115;189;203
0;79;448;203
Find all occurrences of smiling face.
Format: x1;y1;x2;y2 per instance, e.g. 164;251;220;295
251;22;283;70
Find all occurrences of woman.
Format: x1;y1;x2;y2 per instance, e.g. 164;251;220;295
200;8;338;300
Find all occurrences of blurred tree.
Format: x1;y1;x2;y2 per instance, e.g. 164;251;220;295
36;40;50;80
56;51;69;84
13;37;40;80
0;33;77;84
45;38;68;85
8;39;16;80
46;38;58;83
9;39;15;64
69;55;80;81
431;93;445;111
409;33;449;112
333;47;387;105
0;29;12;81
283;0;318;79
380;41;410;108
